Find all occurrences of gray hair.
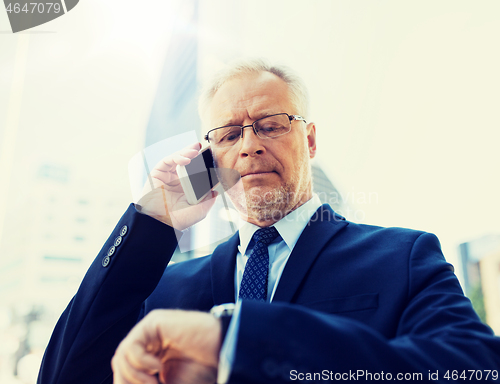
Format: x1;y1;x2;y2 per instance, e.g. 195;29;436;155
198;58;310;128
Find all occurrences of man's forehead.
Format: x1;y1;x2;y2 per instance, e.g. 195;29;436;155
206;71;293;127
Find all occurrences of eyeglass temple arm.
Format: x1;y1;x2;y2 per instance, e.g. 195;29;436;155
290;114;307;123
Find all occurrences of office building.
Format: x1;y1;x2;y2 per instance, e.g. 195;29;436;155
459;234;500;333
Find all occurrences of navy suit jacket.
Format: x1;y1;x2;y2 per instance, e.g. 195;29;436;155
38;204;500;383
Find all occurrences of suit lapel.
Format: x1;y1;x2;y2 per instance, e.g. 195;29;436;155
210;232;239;305
273;204;348;303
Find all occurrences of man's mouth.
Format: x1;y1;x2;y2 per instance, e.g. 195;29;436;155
241;171;275;178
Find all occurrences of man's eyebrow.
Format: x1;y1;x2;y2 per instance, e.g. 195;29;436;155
255;111;276;119
218;118;239;127
217;111;279;127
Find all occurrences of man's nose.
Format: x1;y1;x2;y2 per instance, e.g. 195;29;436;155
239;125;265;157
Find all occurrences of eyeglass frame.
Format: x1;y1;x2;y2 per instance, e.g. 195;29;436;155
204;113;307;146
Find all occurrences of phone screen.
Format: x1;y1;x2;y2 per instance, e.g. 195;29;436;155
184;148;219;200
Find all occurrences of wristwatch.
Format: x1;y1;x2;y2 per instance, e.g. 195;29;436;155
210;303;236;318
210;303;236;337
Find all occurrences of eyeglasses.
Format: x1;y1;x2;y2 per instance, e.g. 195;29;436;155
204;113;306;148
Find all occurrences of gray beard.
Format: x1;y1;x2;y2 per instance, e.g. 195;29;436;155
243;185;292;222
214;139;312;223
224;180;299;223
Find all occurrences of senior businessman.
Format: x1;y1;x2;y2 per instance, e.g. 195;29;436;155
38;59;500;384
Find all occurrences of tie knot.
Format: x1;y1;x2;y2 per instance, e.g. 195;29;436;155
252;227;279;246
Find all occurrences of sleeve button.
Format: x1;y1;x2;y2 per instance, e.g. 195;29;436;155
107;246;116;256
114;236;122;247
120;225;128;236
102;256;110;267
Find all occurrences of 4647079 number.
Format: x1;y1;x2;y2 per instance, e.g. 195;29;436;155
5;3;62;14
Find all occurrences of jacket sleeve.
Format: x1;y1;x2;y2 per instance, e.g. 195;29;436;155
229;233;500;383
37;204;179;384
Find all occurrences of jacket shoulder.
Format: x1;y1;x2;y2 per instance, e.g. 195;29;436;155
344;219;432;245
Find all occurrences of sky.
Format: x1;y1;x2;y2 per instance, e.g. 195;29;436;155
1;0;500;281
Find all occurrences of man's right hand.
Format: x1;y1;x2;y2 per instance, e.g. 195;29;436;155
137;142;218;231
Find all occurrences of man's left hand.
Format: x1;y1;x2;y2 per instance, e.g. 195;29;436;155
112;310;222;384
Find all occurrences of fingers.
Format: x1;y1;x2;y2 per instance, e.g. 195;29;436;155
155;143;201;173
171;150;198;166
112;320;164;384
149;168;181;189
148;143;202;187
159;359;217;384
113;310;222;384
112;341;162;384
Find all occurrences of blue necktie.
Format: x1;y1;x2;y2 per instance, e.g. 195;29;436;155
239;227;280;301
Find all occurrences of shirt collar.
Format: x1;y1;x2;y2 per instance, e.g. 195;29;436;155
238;194;322;255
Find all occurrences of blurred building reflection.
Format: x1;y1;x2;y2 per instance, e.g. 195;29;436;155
459;234;500;334
0;161;129;380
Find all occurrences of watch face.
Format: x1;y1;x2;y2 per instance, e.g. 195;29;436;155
210;303;236;318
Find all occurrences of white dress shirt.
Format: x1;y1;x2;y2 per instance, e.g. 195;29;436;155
234;194;322;302
217;194;322;383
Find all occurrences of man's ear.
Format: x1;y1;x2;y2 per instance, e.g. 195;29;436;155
306;122;317;159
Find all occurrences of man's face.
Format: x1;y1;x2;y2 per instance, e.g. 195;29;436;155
207;71;317;226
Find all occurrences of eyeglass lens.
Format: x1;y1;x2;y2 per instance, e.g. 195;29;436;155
209;114;291;147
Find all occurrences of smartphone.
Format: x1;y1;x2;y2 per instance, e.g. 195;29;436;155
176;147;220;205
